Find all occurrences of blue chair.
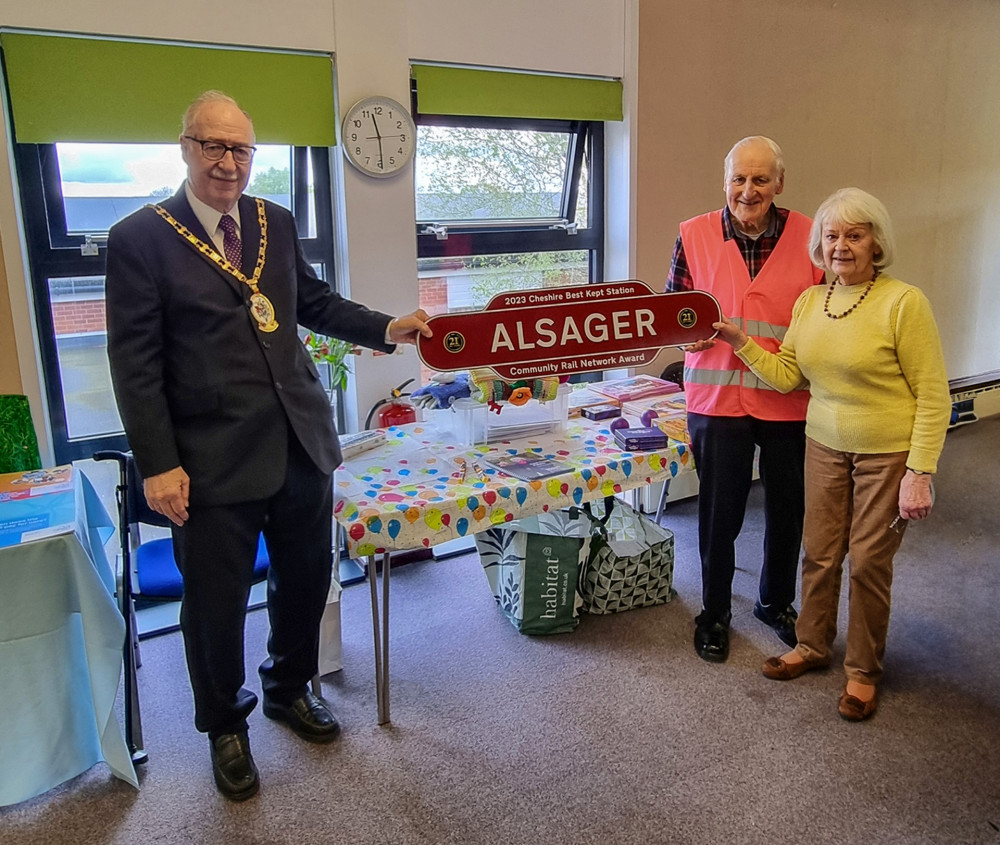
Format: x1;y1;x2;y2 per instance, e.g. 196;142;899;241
96;450;271;605
135;530;270;599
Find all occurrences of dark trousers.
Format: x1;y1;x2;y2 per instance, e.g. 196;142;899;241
687;412;806;624
171;434;333;738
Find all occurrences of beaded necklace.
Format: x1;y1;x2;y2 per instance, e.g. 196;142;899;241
823;272;878;320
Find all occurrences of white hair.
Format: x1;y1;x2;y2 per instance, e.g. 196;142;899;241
724;135;785;180
181;90;254;135
808;187;896;271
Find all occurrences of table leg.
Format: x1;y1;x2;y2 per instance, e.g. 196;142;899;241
381;550;390;723
368;553;392;725
655;477;672;524
368;555;382;719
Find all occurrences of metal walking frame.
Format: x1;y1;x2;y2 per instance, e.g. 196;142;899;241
92;449;148;766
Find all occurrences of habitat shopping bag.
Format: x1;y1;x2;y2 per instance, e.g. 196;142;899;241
317;579;343;676
475;509;591;635
578;497;675;614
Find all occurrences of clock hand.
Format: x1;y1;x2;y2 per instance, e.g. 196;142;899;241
372;115;388;168
371;115;386;167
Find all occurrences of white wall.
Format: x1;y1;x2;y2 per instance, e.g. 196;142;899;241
338;0;627;423
0;1;335;49
0;0;629;459
634;0;1000;389
404;0;623;77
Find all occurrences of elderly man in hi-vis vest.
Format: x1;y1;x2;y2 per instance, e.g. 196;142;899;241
666;136;825;664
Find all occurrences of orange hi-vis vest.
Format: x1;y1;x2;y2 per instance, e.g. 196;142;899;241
679;209;820;420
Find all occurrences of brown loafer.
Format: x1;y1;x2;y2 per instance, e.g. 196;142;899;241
838;687;879;721
762;654;828;681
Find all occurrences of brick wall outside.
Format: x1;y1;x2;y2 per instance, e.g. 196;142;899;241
52;298;106;335
417;275;449;316
417;276;449;383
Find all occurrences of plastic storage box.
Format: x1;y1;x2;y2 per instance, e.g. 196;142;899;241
452;384;570;446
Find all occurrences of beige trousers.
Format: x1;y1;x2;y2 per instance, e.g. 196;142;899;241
794;438;909;685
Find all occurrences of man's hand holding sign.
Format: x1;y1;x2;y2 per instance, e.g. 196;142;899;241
416;280;722;378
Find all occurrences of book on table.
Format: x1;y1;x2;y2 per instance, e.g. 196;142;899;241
567;387;613;417
651;416;689;443
620;392;687;418
612;426;669;452
482;452;569;481
581;403;622;421
0;465;76;548
590;375;681;403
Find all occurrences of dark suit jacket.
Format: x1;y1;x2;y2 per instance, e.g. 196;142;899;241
106;188;394;507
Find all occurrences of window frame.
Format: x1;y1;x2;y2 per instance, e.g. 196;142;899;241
12;141;338;464
412;109;605;283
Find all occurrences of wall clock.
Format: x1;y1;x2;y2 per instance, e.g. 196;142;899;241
341;95;417;178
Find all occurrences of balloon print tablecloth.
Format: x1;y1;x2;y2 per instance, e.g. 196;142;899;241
333;417;692;558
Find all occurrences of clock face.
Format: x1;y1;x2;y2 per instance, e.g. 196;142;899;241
341;96;417;178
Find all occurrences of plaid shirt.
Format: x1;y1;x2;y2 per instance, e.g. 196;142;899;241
666;206;790;292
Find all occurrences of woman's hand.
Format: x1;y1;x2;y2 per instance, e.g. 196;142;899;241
714;317;748;350
899;470;934;521
684;316;748;353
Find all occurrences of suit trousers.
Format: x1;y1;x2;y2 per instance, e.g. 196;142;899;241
687;412;806;624
171;433;333;738
794;438;908;685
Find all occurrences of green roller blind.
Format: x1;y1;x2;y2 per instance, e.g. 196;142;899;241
411;63;622;122
0;32;336;145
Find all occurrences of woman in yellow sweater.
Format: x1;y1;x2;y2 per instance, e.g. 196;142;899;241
701;187;950;721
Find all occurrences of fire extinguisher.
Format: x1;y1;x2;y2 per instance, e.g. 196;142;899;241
365;379;417;429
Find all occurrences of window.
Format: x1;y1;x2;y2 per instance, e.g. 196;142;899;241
53;142;297;238
13;141;336;463
414;113;603;316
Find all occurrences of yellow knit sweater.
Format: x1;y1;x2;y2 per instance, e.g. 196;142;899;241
736;274;951;472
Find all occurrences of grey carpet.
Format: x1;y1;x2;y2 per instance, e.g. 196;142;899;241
3;418;999;845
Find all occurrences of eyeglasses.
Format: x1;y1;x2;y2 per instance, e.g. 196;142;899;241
183;136;256;165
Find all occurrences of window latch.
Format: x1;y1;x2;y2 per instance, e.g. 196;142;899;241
549;220;578;235
420;224;449;241
81;235;100;257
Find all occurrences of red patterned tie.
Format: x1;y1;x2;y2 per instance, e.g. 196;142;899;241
219;214;242;268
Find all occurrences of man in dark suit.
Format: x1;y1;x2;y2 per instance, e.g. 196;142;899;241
106;90;430;801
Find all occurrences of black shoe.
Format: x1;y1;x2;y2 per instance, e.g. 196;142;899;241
210;732;259;801
263;690;341;744
754;601;798;648
694;613;730;663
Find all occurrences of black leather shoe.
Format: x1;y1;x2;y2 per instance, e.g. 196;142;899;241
753;601;798;648
210;732;259;801
263;690;341;744
694;613;730;663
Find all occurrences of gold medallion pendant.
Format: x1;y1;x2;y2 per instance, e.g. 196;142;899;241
250;292;279;332
150;198;278;333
